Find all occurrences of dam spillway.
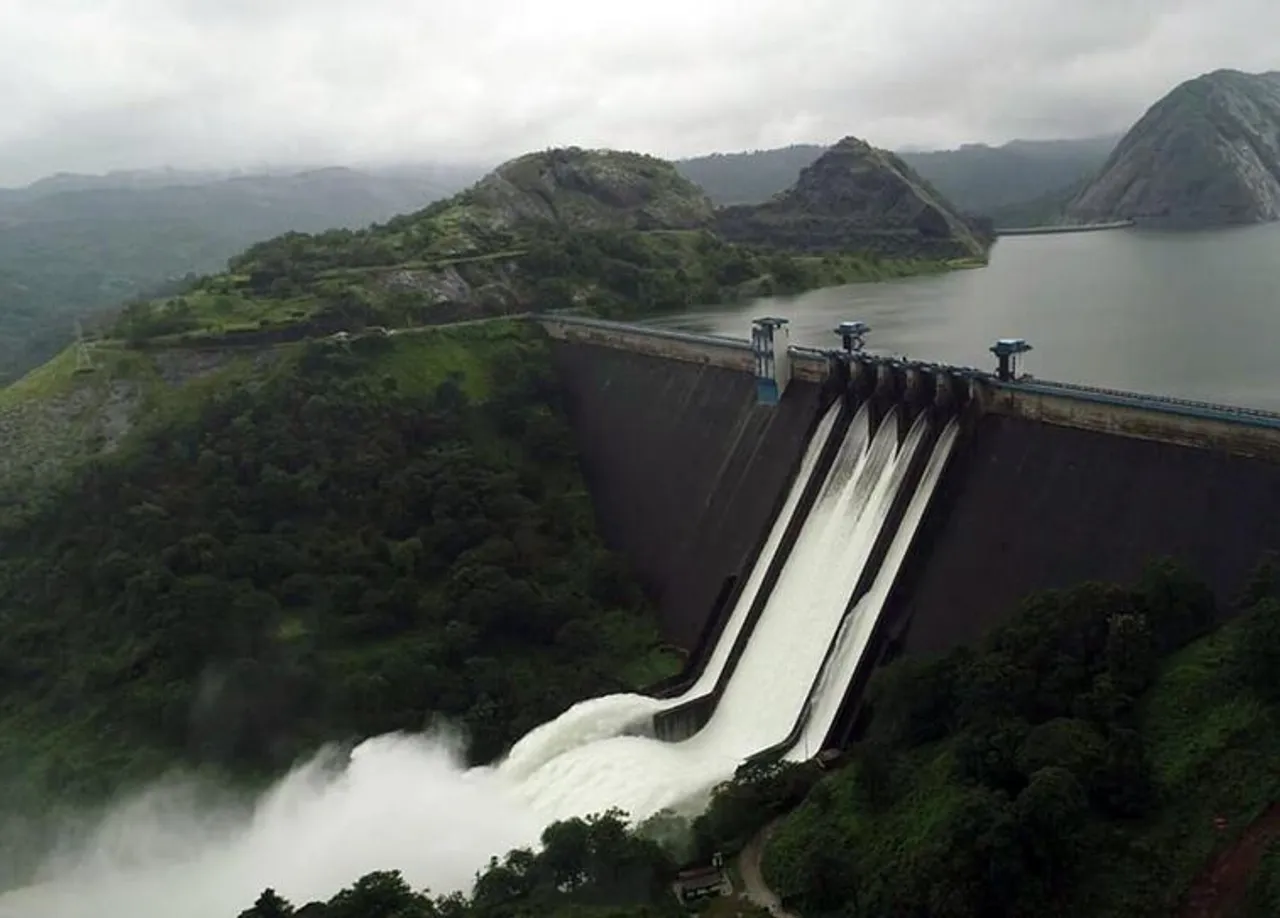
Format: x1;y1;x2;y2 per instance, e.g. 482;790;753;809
540;313;1280;753
508;393;950;822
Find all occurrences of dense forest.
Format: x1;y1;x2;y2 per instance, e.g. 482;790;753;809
83;144;988;351
0;323;675;828
227;560;1280;917
761;559;1280;917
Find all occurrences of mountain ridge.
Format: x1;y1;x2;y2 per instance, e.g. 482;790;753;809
675;135;1119;217
714;136;991;261
1066;69;1280;227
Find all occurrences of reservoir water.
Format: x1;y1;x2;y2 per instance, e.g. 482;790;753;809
648;223;1280;411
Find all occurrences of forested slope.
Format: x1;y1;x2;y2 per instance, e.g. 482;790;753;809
0;322;676;819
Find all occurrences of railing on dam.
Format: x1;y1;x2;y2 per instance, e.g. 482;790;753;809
999;378;1280;431
539;313;754;353
535;313;832;382
535;312;1280;438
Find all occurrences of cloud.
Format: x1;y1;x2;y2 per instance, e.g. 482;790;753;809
0;0;1276;183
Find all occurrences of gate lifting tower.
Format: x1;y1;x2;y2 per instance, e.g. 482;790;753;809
751;316;791;406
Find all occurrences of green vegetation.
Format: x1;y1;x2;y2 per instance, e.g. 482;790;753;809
714;137;994;262
227;561;1280;918
0;322;677;817
0;166;476;384
750;558;1280;917
236;812;688;918
100;147;981;348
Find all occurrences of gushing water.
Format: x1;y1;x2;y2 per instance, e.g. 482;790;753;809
685;400;842;698
787;415;960;760
1;403;934;918
500;402;912;822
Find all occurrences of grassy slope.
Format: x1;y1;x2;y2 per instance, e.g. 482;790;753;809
1077;623;1280;916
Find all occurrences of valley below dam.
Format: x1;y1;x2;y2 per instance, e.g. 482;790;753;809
651;222;1280;410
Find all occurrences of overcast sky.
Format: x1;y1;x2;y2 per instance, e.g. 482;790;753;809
0;0;1276;185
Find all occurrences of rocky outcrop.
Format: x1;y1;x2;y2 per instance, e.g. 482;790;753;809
1066;69;1280;227
465;147;715;233
714;136;991;260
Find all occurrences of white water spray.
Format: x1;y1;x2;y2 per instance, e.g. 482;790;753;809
0;735;544;918
684;400;842;698
497;402;915;823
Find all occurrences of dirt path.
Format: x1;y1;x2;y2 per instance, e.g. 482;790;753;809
739;820;799;918
1179;803;1280;918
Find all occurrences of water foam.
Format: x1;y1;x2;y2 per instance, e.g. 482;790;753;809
787;412;952;760
2;734;543;918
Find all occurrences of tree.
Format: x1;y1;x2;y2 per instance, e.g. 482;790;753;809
1237;598;1280;702
1015;766;1088;891
867;651;966;746
1105;611;1157;697
1136;559;1215;652
239;889;295;918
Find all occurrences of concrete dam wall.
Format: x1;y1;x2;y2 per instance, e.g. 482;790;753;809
883;412;1280;659
547;338;832;648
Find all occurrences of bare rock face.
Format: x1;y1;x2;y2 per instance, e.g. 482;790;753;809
1066;70;1280;228
714;136;990;260
466;147;715;232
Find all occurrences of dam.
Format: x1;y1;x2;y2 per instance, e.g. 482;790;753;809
539;311;1280;764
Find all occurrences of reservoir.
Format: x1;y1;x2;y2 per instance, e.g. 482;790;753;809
648;223;1280;411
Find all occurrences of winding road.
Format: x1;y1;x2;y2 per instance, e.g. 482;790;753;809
739;821;799;918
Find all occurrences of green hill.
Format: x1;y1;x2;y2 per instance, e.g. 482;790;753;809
0;165;480;385
0;321;681;892
97;145;981;352
676;136;1119;223
715;136;992;261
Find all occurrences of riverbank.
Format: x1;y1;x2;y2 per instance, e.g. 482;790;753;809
996;220;1135;236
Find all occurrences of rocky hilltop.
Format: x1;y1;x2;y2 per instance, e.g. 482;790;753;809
1066;69;1280;227
714;136;991;261
465;147;713;233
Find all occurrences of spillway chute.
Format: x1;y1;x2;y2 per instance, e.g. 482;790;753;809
683;398;843;700
785;414;962;761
